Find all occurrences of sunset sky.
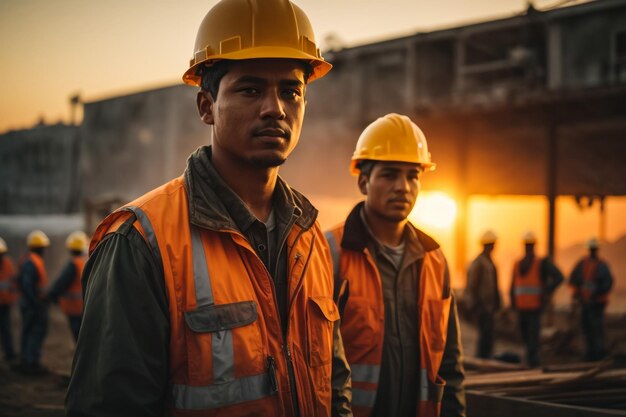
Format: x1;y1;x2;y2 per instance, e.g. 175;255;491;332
0;0;590;133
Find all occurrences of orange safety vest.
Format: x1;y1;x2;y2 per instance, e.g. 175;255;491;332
581;258;609;304
512;258;543;311
58;256;85;316
326;224;451;417
0;256;17;305
21;252;48;299
91;176;338;417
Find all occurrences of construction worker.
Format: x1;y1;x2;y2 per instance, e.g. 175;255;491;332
569;237;613;361
510;231;563;367
0;237;18;362
465;230;501;359
48;231;88;341
66;1;351;416
18;230;50;375
326;113;466;417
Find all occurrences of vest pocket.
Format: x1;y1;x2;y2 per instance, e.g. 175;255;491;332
183;301;265;385
184;301;258;332
342;296;379;348
427;298;451;352
307;296;340;367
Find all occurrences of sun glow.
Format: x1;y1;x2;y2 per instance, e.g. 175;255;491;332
409;191;458;230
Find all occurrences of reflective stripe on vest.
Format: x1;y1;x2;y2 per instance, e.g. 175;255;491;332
352;388;376;407
513;259;542;310
350;363;380;406
351;363;380;384
513;286;542;296
172;373;273;410
351;367;430;407
325;231;340;281
126;206;270;409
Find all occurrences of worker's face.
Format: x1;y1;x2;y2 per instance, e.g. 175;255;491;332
484;243;495;255
359;161;421;223
524;243;535;256
197;59;306;168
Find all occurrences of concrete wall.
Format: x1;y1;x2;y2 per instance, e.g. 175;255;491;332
0;124;80;215
80;85;208;206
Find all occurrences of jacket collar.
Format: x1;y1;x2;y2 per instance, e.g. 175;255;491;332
184;146;318;232
341;202;440;253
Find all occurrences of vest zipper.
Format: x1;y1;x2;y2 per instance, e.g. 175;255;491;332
267;355;279;394
230;225;312;417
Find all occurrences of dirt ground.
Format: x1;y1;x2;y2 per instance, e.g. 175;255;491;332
0;302;622;416
0;305;73;417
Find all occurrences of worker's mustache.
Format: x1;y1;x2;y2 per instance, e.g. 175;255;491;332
253;124;291;140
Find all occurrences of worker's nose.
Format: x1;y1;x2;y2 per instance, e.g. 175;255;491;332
260;89;286;120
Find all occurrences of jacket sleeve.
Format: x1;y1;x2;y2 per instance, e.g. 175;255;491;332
47;261;76;302
440;295;467;417
65;225;170;417
541;258;564;294
594;262;614;297
19;261;39;307
465;259;483;312
331;319;353;417
509;270;516;310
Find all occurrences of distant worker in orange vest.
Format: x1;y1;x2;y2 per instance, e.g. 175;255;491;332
0;237;18;362
569;237;613;361
66;0;352;415
510;231;563;367
466;230;501;359
48;231;88;342
326;113;466;417
18;230;51;375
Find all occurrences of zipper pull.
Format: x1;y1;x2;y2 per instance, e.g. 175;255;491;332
285;344;292;360
294;252;301;261
267;355;279;394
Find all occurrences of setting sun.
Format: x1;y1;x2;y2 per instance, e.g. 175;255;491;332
409;191;458;230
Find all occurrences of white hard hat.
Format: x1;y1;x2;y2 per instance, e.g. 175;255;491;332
480;230;497;245
586;237;600;249
522;230;537;244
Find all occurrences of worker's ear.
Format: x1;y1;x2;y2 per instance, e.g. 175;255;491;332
357;174;368;196
197;90;215;125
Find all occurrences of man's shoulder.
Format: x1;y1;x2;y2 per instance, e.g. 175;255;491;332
127;176;186;210
407;222;440;252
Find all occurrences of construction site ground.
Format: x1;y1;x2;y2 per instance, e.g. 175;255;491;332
0;304;623;416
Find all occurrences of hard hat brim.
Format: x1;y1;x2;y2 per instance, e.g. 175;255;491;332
350;158;436;176
183;46;333;86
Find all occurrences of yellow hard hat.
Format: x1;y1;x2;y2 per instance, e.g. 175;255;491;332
66;231;88;253
183;0;332;86
522;230;537;244
27;230;50;249
350;113;436;175
0;237;7;254
480;230;498;245
586;237;600;249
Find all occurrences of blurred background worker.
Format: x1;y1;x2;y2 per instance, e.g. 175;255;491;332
0;237;18;362
48;231;88;341
326;113;465;417
569;237;614;361
465;230;501;359
510;231;564;367
18;230;50;375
